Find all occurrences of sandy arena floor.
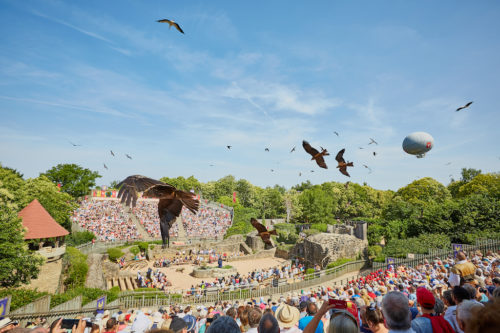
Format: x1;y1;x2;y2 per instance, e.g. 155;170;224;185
136;257;289;290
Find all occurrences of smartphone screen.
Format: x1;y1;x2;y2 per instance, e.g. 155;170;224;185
60;320;93;329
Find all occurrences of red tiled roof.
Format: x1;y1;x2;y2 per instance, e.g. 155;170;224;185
18;199;69;240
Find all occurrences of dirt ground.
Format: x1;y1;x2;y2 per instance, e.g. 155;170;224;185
136;257;289;290
25;259;62;293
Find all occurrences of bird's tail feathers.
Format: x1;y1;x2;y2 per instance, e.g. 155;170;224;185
269;230;278;236
176;191;200;214
346;162;354;167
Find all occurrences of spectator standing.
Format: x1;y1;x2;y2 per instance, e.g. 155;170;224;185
381;291;415;333
411;288;454;333
456;300;483;333
449;252;476;287
298;303;324;333
275;303;302;332
247;308;263;333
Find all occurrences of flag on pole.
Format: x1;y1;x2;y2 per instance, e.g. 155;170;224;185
452;244;463;258
96;295;106;314
232;191;237;203
0;296;10;318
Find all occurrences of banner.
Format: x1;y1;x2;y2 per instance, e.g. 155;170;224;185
0;296;10;318
232;191;237;203
452;244;463;257
386;257;395;269
96;295;106;313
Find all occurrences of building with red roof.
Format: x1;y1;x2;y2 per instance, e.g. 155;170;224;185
18;199;69;261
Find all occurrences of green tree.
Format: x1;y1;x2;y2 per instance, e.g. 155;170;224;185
235;179;255;207
41;164;101;198
0;194;44;287
457;173;500;198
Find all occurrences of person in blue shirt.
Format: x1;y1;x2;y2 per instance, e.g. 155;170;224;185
298;302;324;333
218;256;223;268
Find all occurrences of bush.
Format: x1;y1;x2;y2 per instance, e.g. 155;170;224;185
129;246;140;256
274;223;297;234
303;229;320;237
135;242;149;253
310;223;328;232
305;268;315;275
0;288;48;311
326;258;353;269
64;247;88;289
367;245;383;258
383;233;450;258
222;265;233;269
107;247;124;262
66;231;96;246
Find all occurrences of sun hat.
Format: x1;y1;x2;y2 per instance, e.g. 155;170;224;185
275;304;300;328
0;318;13;329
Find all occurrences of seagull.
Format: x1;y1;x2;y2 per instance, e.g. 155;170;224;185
110;150;115;156
290;146;296;153
68;140;81;147
368;138;378;145
265;148;270;152
363;164;372;173
125;154;132;159
103;163;108;170
335;149;353;177
157;19;184;34
445;162;452;166
302;140;329;169
456;101;473;112
227;146;232;150
333;131;339;137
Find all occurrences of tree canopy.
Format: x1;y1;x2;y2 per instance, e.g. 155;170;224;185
41;163;101;198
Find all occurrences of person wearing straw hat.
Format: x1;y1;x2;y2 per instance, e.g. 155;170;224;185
275;304;302;332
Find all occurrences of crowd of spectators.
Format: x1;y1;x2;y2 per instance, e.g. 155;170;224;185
3;249;499;333
181;204;232;239
131;200;179;238
71;199;140;241
153;250;244;268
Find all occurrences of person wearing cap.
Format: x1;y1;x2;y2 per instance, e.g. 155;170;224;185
411;288;454;333
275;303;302;332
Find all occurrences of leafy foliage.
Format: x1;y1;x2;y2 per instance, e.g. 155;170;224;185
0;288;48;311
107;247;125;262
303;229;320;236
135;241;149;253
129;246;140;256
41;164;101;198
63;247;88;289
310;223;328;232
326;258;353;269
50;286;120;307
383;233;450;258
66;231;95;246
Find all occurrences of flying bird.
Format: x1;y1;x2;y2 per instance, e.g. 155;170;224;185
103;163;108;170
368;138;378;145
335;149;353;177
265;148;270;152
302;140;329;169
157;19;184;34
250;218;277;247
227;145;232;150
456;101;473;112
209;164;214;167
363;164;372;173
333;131;339;137
299;172;302;177
270;169;274;172
359;147;364;150
373;152;377;156
117;175;199;248
125;154;132;159
445;162;452;166
310;170;314;173
68;140;81;147
110;150;115;157
344;181;350;189
290;146;296;153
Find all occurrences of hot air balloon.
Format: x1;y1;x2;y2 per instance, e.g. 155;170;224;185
402;132;434;158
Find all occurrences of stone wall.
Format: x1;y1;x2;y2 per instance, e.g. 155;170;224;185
227;248;276;262
291;233;367;268
191;266;238;279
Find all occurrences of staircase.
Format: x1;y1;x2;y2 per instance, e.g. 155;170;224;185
122;205;152;240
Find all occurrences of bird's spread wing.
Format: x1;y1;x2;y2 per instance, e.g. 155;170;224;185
159;198;184;220
157;19;172;24
174;22;184;33
315;156;328;169
117;175;166;207
302;140;319;157
339;167;350;177
335;149;346;163
250;218;268;233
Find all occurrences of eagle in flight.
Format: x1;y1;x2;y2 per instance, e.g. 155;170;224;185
250;218;277;247
456;101;473;112
335;149;353;177
117;175;199;248
157;19;184;34
302;140;329;169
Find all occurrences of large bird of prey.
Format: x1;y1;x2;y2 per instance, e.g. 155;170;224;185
103;163;108;170
265;148;270;152
333;131;339;137
157;19;184;34
125;154;132;159
290;146;296;153
335;149;353;177
68;140;81;147
302;140;329;169
250;218;277;247
368;138;378;145
227;145;232;150
110;150;115;157
363;164;372;173
456;101;473;112
117;175;199;248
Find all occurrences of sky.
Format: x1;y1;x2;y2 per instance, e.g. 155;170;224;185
0;0;499;191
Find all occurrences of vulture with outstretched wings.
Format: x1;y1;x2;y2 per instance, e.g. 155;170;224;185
302;140;329;169
335;149;353;177
456;101;473;112
117;175;199;248
250;218;277;247
157;19;184;34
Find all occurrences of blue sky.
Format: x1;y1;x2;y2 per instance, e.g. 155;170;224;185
0;0;499;191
